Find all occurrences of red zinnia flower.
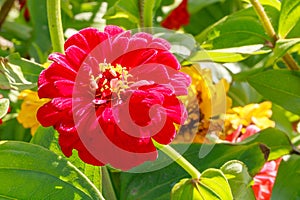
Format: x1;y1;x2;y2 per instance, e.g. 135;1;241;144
161;0;190;30
37;25;191;170
226;125;281;200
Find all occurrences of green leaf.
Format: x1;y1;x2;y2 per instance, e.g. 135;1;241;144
31;126;102;193
248;69;300;115
240;128;292;160
198;169;233;199
221;160;255;200
0;98;9;119
0;54;43;90
278;0;300;38
171;169;233;200
196;5;279;49
116;142;267;200
271;155;300;199
0;141;104;199
189;45;270;63
265;38;300;66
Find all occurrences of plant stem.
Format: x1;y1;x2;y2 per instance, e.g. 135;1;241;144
0;0;15;29
143;0;154;28
153;140;201;179
250;0;277;43
250;0;300;70
102;166;118;200
47;0;64;53
138;0;155;32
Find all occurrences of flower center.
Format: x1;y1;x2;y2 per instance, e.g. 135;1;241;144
91;63;130;105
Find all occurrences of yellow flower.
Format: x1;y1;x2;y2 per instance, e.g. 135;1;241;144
174;64;232;143
17;90;50;135
225;101;275;135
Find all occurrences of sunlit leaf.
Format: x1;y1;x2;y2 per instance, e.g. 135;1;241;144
278;0;300;38
189;45;270;63
171;169;232;200
0;141;104;199
220;160;255;200
0;98;9;119
0;54;43;90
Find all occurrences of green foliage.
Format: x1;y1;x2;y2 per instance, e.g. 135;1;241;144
248;70;300;115
271;155;300;199
0;54;41;90
239;128;293;160
0;141;104;199
278;0;300;38
171;169;233;200
220;160;255;200
114;142;267;200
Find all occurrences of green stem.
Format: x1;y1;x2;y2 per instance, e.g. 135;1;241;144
0;0;14;29
143;0;154;28
47;0;64;53
138;0;155;32
250;0;277;43
153;140;201;179
250;0;300;70
101;166;118;200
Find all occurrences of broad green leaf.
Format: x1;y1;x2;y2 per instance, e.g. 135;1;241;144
172;169;233;200
271;155;300;199
196;5;279;49
265;38;300;66
0;141;104;199
239;128;292;160
31;126;102;192
0;98;9;119
248;70;300;115
198;169;233;200
189;45;270;63
278;0;300;38
0;54;43;90
116;143;267;200
221;160;255;200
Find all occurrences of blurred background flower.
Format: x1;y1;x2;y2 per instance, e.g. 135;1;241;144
17;89;49;135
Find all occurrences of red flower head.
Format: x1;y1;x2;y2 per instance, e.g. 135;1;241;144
161;0;190;30
37;25;191;170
